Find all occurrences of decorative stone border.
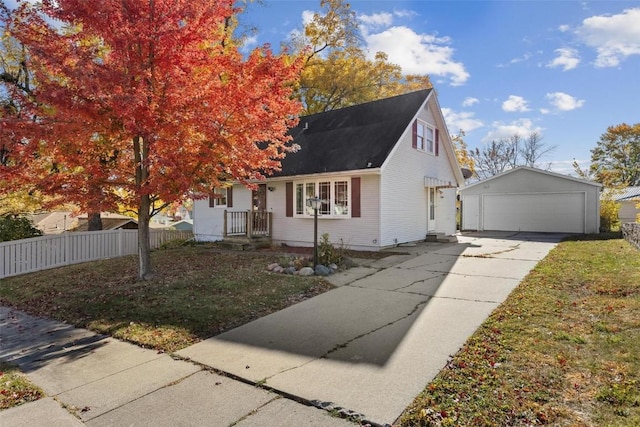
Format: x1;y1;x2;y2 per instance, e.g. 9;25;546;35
622;223;640;250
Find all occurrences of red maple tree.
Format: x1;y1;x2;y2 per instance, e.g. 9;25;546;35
3;1;302;279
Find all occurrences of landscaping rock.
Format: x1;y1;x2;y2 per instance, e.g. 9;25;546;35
298;267;314;276
328;263;339;271
273;266;285;274
284;267;297;275
267;263;280;271
314;265;332;276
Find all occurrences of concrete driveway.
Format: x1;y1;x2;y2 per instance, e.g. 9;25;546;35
177;232;563;426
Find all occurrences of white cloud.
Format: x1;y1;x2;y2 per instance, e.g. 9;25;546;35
546;92;585;111
442;108;484;134
240;35;259;53
576;8;640;67
548;159;587;176
359;12;394;31
363;26;469;86
393;9;418;19
462;97;479;107
497;52;532;68
481;119;543;143
301;10;315;26
547;48;581;71
558;24;571;33
502;95;530;113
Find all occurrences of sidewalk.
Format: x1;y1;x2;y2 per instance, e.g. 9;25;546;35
0;306;355;427
1;232;561;426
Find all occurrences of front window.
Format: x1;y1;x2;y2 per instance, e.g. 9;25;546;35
211;187;227;207
295;179;350;217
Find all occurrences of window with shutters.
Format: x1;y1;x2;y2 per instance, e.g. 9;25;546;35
294;179;350;217
415;120;436;155
209;187;228;207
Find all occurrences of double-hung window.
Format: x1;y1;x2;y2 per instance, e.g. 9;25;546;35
415;120;436;155
294;179;350;217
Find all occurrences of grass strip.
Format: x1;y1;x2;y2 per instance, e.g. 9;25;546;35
400;238;640;426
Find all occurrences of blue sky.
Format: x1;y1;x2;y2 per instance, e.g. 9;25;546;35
239;1;640;175
6;1;639;176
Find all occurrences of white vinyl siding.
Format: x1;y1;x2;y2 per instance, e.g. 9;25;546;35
380;98;458;245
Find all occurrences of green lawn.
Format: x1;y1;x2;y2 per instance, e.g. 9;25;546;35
400;238;640;426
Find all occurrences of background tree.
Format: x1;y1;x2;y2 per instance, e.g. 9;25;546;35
0;215;42;242
6;0;302;280
471;132;555;179
451;130;475;178
589;123;640;186
289;0;432;114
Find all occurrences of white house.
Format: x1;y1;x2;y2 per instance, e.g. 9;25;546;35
459;167;602;234
193;89;466;250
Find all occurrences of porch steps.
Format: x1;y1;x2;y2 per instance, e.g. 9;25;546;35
217;236;272;251
425;233;458;243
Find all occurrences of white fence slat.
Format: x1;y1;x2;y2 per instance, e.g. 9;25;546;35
0;229;193;279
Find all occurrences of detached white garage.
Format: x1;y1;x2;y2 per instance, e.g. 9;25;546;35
460;167;602;234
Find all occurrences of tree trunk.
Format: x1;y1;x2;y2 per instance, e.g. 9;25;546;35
134;134;152;280
137;193;152;281
87;211;102;231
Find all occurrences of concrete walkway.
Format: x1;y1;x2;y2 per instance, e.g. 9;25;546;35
0;232;562;426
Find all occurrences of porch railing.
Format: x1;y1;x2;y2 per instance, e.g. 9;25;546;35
224;210;272;238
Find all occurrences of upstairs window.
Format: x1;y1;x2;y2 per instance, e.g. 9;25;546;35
413;119;436;155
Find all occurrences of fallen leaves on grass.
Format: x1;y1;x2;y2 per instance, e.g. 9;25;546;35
400;238;640;426
0;362;44;410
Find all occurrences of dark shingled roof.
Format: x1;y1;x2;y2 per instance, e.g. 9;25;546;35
276;89;432;177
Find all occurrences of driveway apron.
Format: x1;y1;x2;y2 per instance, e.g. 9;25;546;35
177;232;562;426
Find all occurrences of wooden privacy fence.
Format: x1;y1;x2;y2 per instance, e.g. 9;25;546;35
0;229;193;279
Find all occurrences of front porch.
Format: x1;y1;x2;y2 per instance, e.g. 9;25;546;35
220;210;272;250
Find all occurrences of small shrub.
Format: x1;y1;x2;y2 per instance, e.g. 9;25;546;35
317;233;347;266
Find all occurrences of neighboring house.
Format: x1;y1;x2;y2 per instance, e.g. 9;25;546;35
166;219;194;231
459;166;602;234
29;211;138;233
193;89;465;250
29;211;74;234
614;186;640;223
71;213;138;231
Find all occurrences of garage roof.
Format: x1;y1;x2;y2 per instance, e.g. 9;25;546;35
461;166;602;191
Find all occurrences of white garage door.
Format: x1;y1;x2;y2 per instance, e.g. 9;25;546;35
483;192;585;233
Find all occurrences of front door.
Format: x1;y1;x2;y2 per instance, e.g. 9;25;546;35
252;184;268;235
427;187;437;232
